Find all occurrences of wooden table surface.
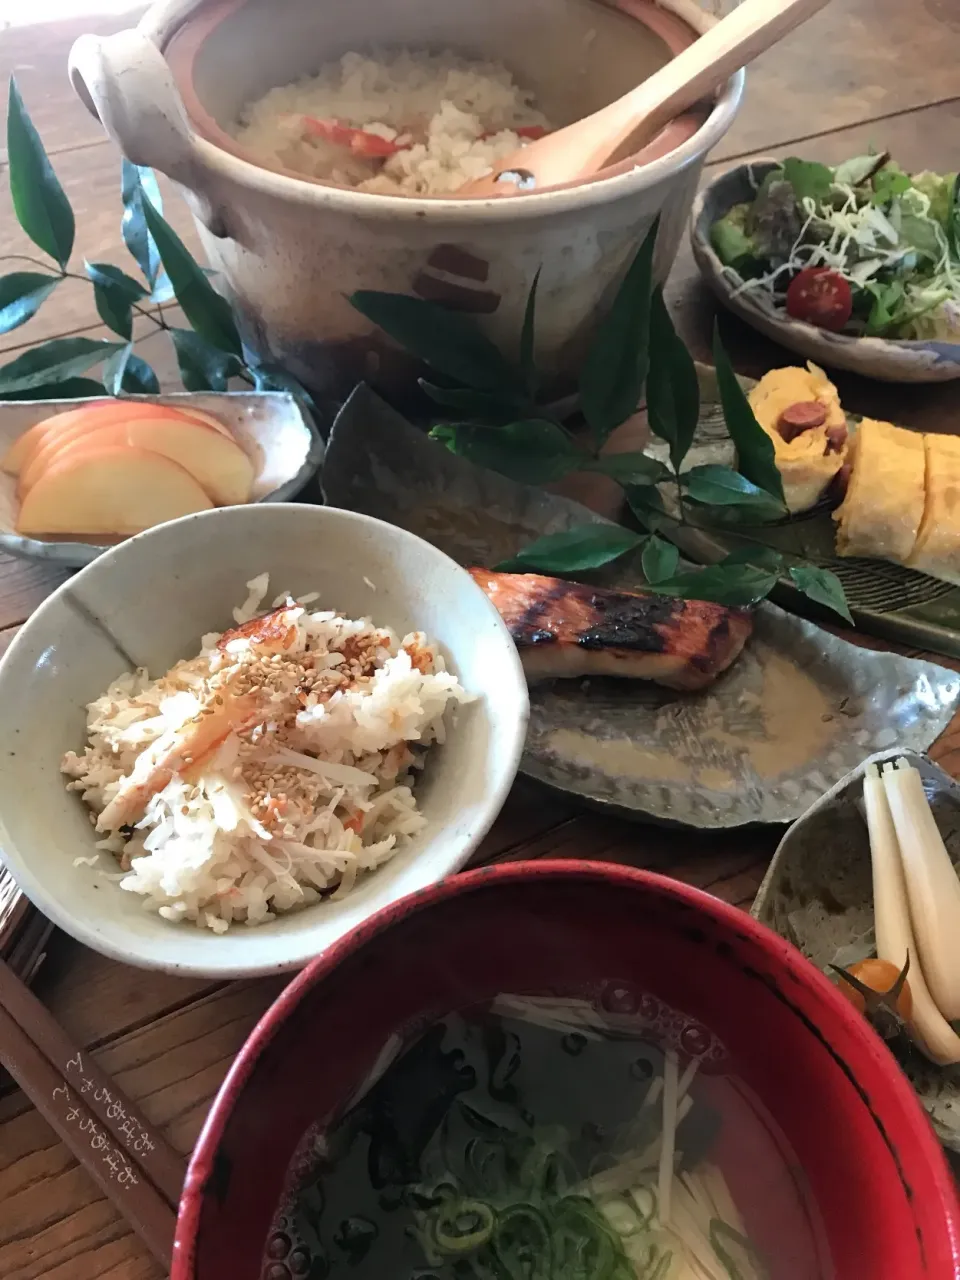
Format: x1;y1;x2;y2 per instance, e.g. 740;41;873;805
2;4;960;1275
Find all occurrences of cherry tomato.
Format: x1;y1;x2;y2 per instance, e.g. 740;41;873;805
785;267;853;332
833;957;913;1027
300;117;407;158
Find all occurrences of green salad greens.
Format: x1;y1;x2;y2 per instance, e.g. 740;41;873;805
710;152;960;341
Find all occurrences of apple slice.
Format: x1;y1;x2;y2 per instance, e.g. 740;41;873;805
20;418;254;505
3;401;113;475
16;446;213;537
3;402;236;476
175;407;236;439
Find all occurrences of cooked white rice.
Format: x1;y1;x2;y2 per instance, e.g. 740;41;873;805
232;49;549;196
61;574;472;933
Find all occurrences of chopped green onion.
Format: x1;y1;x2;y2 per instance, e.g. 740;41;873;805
432;1199;495;1253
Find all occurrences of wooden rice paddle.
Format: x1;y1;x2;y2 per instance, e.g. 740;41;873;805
459;0;831;196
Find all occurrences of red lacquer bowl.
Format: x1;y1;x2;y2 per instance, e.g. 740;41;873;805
173;861;960;1279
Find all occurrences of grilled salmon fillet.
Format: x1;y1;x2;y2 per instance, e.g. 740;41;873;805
469;568;753;692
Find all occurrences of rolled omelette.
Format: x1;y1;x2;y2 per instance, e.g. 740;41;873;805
747;363;849;513
833;418;925;563
907;433;960;584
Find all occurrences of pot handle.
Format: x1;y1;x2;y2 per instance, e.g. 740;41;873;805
68;29;228;237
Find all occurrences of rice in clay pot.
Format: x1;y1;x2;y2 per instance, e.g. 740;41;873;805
69;0;744;404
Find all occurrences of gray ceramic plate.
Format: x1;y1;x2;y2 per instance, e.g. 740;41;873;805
322;385;960;828
752;748;960;1151
0;391;324;567
691;161;960;383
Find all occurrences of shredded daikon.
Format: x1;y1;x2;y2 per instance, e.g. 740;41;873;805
658;1050;679;1228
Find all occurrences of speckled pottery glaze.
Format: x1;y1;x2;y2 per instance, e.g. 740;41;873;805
0;503;528;978
322;385;960;828
0;391;323;567
692;161;960;383
68;0;743;403
753;748;960;1153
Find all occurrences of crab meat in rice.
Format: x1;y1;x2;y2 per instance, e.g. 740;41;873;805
60;581;473;933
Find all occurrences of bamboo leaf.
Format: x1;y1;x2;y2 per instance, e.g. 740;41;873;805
641;536;679;585
646;287;699;472
350;291;519;392
722;545;783;572
627;484;668;533
519;267;540;398
0;377;105;402
496;524;643;574
141;198;242;356
683;464;785;518
91;283;132;339
170;327;242;391
0;337;126;394
587;452;672;486
712;325;785;502
101;345;132;396
124;354;161;395
431;419;581;486
84;261;148;300
789;564;853;624
0;272;60;334
85;261;147;340
419;381;527;423
100;346;161;397
579;219;657;447
7;79;75;267
121;161;163;286
250;364;316;410
651;557;779;607
150;272;176;305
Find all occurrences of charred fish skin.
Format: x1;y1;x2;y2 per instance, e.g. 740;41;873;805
468;568;753;691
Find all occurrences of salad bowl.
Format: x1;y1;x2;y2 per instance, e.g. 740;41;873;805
691;160;960;383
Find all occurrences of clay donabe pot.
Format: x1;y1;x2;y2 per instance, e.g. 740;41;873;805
68;0;743;404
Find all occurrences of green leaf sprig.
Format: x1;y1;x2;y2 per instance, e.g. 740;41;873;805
347;221;851;623
0;77;313;410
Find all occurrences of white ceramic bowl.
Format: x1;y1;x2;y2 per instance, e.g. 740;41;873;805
691;162;960;383
0;503;529;978
0;391;324;568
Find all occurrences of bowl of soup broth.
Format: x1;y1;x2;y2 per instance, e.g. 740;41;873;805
172;861;960;1279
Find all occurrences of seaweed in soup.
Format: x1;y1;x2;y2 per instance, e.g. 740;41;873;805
262;997;830;1280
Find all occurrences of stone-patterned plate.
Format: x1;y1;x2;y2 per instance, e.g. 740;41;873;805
321;385;960;828
0;391;323;567
752;748;960;1151
692;162;960;383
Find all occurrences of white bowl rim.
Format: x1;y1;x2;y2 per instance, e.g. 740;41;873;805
0;502;530;977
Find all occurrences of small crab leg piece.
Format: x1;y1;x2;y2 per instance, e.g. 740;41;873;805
299;117;408;157
217;606;301;653
96;688;264;831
